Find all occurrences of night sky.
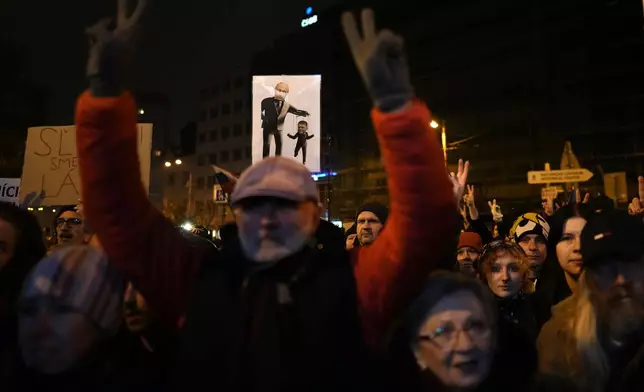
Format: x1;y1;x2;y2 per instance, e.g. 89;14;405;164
1;0;341;138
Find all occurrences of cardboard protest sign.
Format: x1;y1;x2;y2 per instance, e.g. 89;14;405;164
19;124;153;206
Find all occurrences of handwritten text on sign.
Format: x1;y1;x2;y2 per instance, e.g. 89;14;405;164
527;169;593;184
19;124;153;206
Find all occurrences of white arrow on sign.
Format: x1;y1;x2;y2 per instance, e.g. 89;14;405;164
527;169;593;184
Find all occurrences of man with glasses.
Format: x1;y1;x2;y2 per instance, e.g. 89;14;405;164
53;205;85;246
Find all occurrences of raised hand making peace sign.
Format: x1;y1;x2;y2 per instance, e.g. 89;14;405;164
341;9;413;112
86;0;147;96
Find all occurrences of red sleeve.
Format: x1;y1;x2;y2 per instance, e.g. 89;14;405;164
351;100;456;349
75;90;201;323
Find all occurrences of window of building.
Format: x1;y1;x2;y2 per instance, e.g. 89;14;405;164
221;150;229;163
167;173;175;187
209;153;217;164
211;84;219;97
197;155;206;166
245;121;251;135
182;171;190;184
209;129;218;142
222;80;231;92
198;133;206;143
196;177;205;188
222;103;231;115
233;100;242;113
207;175;216;188
245;146;251;159
233;123;242;137
195;201;203;211
234;76;244;88
199;110;206;122
233;148;242;161
210;107;219;119
221;126;230;140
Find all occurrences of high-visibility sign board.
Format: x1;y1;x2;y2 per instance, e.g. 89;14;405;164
527;169;593;184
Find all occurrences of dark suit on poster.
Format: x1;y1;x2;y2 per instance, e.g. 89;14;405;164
260;97;309;157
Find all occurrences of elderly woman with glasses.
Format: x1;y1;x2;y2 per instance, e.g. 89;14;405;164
385;271;539;391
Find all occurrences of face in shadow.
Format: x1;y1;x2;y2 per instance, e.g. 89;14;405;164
123;282;152;334
0;217;16;271
18;297;100;374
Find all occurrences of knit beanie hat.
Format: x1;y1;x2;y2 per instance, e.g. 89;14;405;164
20;245;124;335
510;212;550;242
356;202;389;224
457;232;483;253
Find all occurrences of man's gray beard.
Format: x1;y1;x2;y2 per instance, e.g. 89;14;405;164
239;232;310;263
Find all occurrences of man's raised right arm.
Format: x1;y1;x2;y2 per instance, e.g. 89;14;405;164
75;90;201;323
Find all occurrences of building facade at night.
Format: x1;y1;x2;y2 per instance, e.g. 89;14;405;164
251;0;644;220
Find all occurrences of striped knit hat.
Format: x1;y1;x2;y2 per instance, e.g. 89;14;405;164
21;245;124;335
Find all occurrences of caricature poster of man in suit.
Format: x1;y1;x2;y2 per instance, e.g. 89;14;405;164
252;75;322;172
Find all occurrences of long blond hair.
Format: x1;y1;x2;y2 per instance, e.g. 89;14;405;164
568;271;609;391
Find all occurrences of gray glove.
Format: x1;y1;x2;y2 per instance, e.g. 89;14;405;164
341;9;413;112
85;0;147;97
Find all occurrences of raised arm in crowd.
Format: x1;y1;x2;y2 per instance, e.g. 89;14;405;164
75;2;454;389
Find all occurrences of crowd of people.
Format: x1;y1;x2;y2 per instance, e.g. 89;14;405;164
1;3;644;391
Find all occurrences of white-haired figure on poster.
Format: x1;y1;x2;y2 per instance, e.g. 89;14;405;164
260;82;310;158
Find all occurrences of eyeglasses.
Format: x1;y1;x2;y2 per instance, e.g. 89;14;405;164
56;218;82;227
418;319;491;348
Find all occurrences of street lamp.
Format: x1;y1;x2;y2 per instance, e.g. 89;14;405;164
430;118;448;163
164;159;192;217
139;109;145;115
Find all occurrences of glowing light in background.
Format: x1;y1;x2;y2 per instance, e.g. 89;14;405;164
306;6;313;15
311;172;337;181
